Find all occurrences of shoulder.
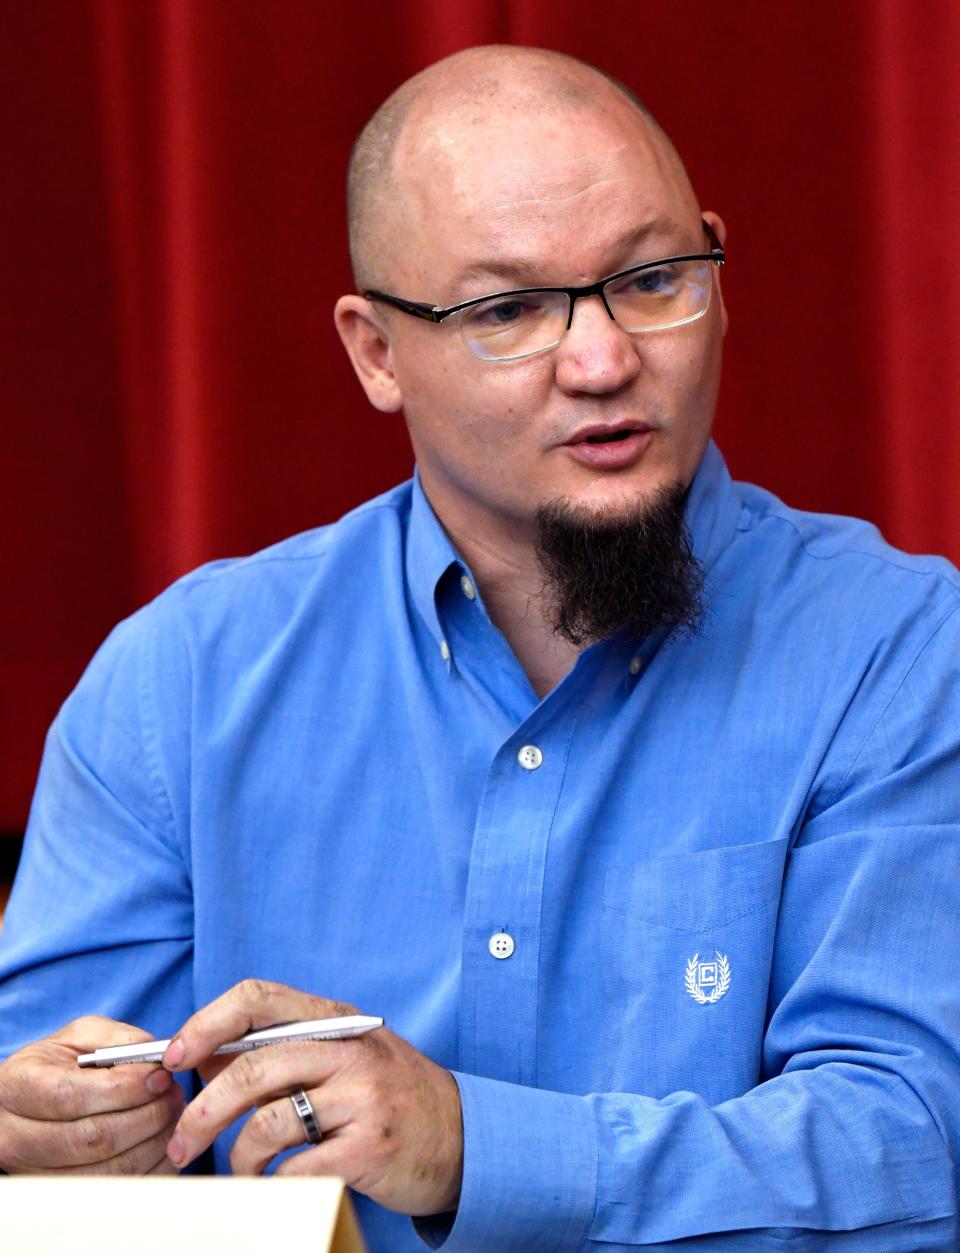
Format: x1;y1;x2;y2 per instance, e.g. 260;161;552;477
166;479;413;609
75;479;415;693
143;479;414;638
705;480;960;812
730;478;960;630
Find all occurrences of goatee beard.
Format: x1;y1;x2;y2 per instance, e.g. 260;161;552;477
535;483;705;648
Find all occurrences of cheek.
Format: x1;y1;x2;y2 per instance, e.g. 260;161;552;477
403;351;547;446
646;329;721;412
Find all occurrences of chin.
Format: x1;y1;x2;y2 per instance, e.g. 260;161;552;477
564;477;677;524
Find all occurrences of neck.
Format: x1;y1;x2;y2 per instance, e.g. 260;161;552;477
428;491;581;699
459;530;582;698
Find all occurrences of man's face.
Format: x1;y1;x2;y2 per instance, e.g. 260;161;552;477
368;97;725;545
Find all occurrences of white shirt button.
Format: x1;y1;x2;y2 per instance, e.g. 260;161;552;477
460;575;477;601
629;655;642;676
488;932;515;959
440;639;450;661
517;744;543;771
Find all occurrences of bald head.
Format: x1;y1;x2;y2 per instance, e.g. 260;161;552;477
347;45;692;292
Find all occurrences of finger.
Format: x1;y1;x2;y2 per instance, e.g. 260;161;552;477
274;1135;371;1189
169;1039;358;1169
230;1088;344;1176
54;1122;179;1177
147;1154;182;1175
163;980;359;1072
275;1141;340;1177
195;1054;235;1088
274;1125;441;1212
2;1087;184;1171
50;1015;155;1054
2;1040;175;1121
11;1107;182;1172
1;1015;166;1121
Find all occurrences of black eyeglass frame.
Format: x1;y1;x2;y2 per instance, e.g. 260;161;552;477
364;220;725;331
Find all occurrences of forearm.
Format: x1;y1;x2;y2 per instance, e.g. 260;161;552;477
422;1064;956;1251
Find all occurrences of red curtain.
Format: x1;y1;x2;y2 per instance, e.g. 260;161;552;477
3;1;959;831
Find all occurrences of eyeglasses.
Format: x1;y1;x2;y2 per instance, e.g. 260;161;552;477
365;220;725;363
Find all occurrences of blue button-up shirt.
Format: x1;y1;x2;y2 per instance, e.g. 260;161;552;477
2;442;959;1249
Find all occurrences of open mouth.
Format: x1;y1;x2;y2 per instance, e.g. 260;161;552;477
563;426;653;465
585;430;634;444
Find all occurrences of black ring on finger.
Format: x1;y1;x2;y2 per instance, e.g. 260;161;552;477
289;1088;322;1145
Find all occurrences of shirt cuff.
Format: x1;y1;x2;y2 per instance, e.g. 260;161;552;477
415;1070;598;1251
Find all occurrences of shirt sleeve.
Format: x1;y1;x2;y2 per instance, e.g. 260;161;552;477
421;609;960;1250
0;602;195;1057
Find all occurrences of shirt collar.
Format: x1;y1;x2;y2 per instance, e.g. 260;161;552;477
684;439;743;574
406;469;461;647
405;440;742;645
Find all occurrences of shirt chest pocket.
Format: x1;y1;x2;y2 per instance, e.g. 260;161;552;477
603;835;790;933
597;837;791;1101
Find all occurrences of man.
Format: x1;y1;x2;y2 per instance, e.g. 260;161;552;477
1;44;958;1250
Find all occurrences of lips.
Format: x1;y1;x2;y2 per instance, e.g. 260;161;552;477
564;421;653;446
561;424;655;470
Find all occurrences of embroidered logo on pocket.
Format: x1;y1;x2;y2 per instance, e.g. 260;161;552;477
685;951;731;1004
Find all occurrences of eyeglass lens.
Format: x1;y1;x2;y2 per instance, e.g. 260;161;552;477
460;258;713;362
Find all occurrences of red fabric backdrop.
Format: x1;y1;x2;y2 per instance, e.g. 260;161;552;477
3;0;959;831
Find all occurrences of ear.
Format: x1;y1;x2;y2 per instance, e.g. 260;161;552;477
702;211;729;338
334;295;403;413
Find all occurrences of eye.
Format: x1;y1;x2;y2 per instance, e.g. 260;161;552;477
489;300;528;325
466;297;541;329
629;265;677;295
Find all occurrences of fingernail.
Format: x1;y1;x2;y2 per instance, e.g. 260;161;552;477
164;1037;185;1068
146;1068;173;1094
167;1134;185;1165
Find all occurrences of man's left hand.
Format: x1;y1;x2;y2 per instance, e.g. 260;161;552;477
162;980;463;1216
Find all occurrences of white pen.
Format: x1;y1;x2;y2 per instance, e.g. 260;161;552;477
77;1014;384;1068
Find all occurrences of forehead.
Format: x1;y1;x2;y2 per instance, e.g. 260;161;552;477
390;98;696;292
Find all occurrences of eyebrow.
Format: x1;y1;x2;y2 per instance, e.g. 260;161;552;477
448;217;688;296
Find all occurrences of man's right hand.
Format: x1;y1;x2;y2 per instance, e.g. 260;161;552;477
0;1016;185;1174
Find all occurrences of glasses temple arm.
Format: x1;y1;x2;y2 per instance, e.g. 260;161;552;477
364;291;443;322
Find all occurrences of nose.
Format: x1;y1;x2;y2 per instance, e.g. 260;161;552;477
552;292;642;395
